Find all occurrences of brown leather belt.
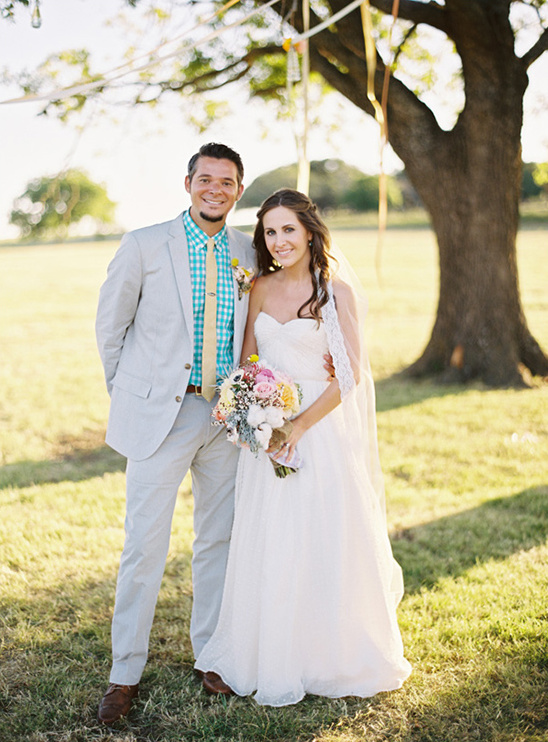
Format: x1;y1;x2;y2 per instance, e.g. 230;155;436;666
186;384;203;395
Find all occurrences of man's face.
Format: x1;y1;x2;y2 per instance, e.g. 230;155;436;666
185;156;244;228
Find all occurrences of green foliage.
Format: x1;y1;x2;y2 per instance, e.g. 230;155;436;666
522;162;545;199
9;168;116;239
247;53;287;102
0;0;28;20
345;175;403;211
239;158;404;212
533;162;548;191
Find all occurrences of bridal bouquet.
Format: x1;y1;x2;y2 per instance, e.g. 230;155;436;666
213;355;303;478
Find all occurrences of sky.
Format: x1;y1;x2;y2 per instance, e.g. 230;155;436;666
1;0;547;240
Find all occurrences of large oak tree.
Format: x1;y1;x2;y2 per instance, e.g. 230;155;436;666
7;0;548;385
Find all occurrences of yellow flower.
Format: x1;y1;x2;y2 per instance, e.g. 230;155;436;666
248;354;259;363
231;257;239;267
279;382;298;412
219;386;235;407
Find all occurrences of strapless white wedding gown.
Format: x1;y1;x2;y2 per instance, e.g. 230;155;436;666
195;312;411;706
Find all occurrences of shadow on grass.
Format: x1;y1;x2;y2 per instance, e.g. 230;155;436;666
0;442;126;490
1;484;547;740
392;484;548;593
374;375;474;413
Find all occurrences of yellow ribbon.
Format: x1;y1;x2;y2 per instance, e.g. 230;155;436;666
360;0;399;283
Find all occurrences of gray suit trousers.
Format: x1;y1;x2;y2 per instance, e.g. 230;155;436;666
109;393;238;685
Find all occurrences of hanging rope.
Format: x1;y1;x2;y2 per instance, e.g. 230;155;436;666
296;0;310;195
360;0;399;284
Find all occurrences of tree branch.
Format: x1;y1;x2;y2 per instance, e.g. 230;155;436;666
521;27;548;69
369;0;449;34
137;43;283;101
309;45;375;115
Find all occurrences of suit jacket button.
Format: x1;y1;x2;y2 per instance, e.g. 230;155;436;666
184;363;191;369
175;396;182;403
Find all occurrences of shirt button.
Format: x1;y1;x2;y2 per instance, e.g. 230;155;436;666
175;396;182;403
184;363;191;369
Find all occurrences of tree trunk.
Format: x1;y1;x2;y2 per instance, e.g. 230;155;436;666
381;2;548;387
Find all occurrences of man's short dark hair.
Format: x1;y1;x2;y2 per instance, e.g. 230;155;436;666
187;143;244;187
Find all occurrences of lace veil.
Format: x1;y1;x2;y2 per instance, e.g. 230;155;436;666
323;246;404;601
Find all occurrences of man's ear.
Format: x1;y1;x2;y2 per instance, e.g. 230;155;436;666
184;175;191;193
236;183;244;201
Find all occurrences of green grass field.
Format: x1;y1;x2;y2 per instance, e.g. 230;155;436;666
1;226;547;741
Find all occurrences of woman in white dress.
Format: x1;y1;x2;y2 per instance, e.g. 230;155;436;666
195;189;411;706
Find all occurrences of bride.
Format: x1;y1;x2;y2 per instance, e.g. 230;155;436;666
195;188;411;706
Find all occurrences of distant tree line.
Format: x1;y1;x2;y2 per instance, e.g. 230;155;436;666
238;159;548;213
8;160;546;241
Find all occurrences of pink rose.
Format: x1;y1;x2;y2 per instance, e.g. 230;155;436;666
254;381;277;399
256;369;275;383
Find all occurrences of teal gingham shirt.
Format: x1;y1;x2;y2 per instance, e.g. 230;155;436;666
183;210;234;386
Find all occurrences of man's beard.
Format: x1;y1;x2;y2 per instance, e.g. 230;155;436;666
199;210;224;223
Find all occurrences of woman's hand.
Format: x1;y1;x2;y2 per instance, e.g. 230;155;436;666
270;416;307;461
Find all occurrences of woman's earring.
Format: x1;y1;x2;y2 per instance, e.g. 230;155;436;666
309;240;313;247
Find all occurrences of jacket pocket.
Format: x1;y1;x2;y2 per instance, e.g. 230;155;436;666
112;370;152;399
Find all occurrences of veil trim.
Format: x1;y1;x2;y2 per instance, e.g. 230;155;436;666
323;281;356;398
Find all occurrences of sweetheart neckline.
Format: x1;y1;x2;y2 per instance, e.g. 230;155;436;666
257;311;317;327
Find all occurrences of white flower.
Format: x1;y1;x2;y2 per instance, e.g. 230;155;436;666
254;422;273;449
230;370;243;383
227;427;239;443
264;406;284;428
247;403;267;428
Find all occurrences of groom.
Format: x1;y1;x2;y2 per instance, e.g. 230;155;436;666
95;142;256;723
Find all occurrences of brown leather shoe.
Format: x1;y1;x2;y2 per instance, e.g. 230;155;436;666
97;683;139;724
202;671;234;696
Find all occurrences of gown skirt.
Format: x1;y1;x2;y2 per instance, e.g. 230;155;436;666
195;312;411;706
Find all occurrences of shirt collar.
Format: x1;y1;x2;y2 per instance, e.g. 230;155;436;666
183;210;228;251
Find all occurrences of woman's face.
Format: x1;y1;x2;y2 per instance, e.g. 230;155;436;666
262;206;312;269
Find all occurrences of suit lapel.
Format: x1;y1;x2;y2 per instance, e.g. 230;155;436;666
168;214;194;344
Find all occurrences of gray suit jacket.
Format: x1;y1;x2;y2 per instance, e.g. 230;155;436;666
96;212;255;461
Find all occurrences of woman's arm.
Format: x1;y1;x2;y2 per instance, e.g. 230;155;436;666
239;275;268;363
276;281;361;459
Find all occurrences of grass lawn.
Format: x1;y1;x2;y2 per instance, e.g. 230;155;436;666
0;225;547;741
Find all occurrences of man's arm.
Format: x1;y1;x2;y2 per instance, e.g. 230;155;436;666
95;232;143;395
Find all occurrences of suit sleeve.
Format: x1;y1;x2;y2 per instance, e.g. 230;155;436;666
95;232;143;395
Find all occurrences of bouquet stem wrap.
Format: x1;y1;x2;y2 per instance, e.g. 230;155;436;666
267;421;303;478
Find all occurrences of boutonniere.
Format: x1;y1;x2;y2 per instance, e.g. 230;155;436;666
231;258;256;299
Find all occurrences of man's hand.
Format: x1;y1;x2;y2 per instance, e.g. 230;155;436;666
324;353;335;381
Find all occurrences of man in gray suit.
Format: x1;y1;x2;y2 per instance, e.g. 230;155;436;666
95;143;256;723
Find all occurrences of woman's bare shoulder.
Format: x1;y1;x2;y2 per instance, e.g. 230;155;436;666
253;271;282;292
331;276;355;304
